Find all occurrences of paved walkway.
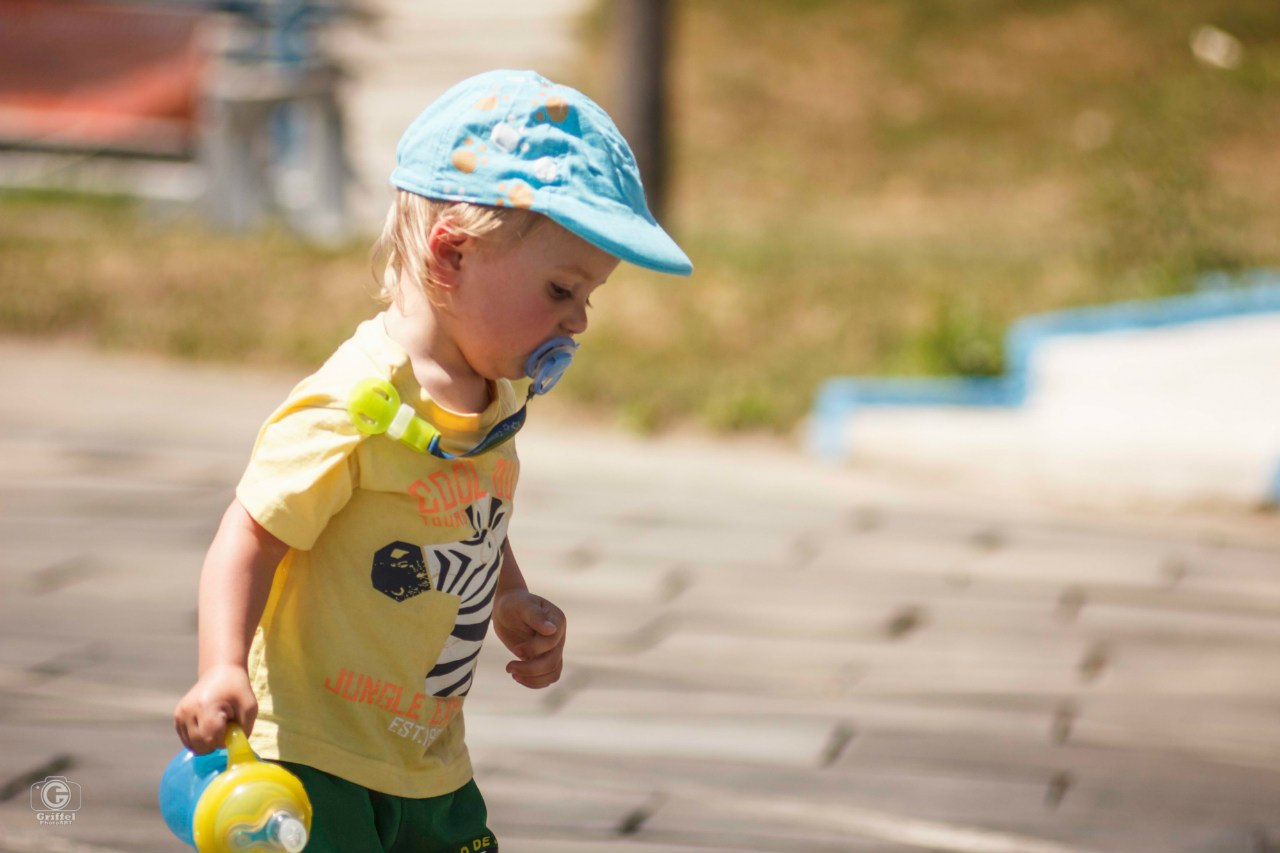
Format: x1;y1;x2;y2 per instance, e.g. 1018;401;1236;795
1;338;1279;853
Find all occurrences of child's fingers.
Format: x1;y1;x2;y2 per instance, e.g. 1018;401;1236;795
175;697;219;753
179;709;227;755
507;642;564;677
536;606;563;634
176;697;256;754
506;651;563;689
518;598;563;634
502;599;565;655
510;626;566;661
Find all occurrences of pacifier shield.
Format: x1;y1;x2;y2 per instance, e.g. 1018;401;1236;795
525;337;579;396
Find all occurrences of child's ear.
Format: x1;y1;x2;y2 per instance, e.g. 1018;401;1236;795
426;221;468;288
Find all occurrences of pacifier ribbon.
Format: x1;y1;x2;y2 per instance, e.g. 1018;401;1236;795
346;336;578;459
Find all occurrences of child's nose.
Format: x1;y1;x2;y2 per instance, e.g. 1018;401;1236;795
561;303;588;336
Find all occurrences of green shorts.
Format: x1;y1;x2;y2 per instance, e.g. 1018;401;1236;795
276;762;497;853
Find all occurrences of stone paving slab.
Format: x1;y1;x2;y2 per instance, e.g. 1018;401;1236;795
3;338;1280;853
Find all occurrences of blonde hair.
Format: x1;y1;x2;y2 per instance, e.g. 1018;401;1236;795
372;190;547;304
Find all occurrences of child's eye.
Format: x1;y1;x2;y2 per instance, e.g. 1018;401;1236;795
548;283;572;301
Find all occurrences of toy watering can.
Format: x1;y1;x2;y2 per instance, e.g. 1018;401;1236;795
159;724;312;853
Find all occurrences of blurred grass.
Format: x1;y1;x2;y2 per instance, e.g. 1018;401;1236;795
0;189;378;368
2;0;1279;435
576;0;1280;432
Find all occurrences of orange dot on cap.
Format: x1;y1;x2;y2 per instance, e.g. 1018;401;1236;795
507;182;534;209
451;149;478;173
497;180;534;209
474;95;499;111
545;97;569;122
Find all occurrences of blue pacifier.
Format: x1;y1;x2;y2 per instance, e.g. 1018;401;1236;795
525;337;579;396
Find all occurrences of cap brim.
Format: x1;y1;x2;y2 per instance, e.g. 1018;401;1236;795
537;193;693;276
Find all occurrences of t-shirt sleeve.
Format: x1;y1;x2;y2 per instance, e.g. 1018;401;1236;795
236;388;363;551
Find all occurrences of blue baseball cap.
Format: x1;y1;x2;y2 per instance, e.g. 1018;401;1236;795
390;69;692;276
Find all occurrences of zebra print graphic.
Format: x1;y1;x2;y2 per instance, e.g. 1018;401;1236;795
423;496;509;697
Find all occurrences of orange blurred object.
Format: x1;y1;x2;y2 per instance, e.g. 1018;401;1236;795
0;0;205;156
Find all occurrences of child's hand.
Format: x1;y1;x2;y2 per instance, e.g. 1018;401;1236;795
492;591;566;689
173;664;258;754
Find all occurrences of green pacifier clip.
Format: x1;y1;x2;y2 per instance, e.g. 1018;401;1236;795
348;378;445;454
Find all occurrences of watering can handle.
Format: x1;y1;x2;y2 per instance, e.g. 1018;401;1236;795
223;723;256;766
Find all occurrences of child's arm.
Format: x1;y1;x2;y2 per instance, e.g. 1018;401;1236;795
173;499;288;753
492;539;566;689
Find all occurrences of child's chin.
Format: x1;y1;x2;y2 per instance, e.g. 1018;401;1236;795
491;363;525;383
471;358;520;382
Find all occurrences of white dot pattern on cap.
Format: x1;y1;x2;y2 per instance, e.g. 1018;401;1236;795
489;123;519;153
533;157;558;182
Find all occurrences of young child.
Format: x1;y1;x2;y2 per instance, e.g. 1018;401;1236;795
173;69;691;852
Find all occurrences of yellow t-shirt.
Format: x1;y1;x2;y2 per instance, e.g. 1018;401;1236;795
236;314;521;797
